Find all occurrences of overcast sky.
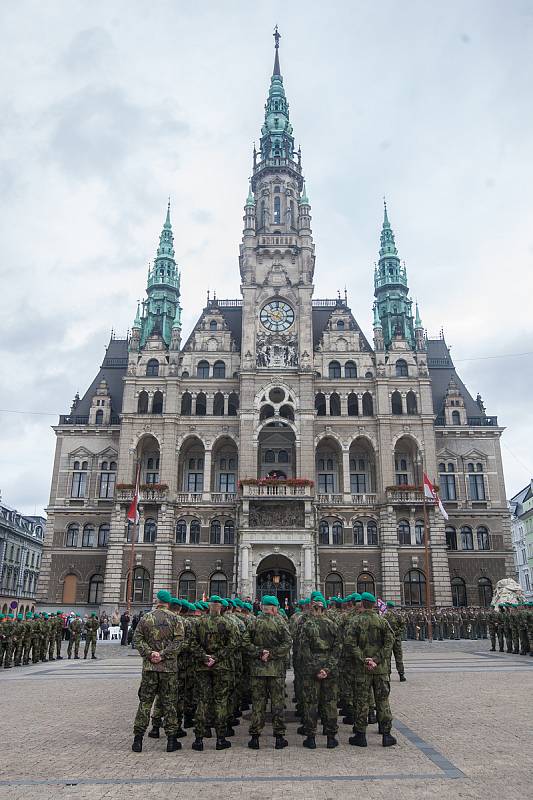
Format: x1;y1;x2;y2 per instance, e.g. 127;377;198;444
1;1;532;516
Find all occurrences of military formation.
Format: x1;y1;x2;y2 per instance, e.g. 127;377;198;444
131;589;405;753
0;610;100;667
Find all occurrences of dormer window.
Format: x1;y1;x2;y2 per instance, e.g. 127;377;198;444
209;320;218;331
336;320;345;330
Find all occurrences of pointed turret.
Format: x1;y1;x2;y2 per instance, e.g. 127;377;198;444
414;302;425;351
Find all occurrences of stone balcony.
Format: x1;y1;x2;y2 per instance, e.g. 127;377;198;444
241;484;313;500
385;488;432;505
315;493;377;506
116;486;169;503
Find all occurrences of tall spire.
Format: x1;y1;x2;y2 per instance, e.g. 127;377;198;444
256;27;296;170
273;25;281;76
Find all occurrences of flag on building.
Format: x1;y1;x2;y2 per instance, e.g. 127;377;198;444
127;464;141;524
423;472;449;520
376;598;387;615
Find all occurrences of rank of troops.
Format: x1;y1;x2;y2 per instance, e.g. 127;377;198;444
131;589;407;753
0;610;100;667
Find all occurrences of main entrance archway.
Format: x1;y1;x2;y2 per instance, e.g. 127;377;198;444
256;554;296;609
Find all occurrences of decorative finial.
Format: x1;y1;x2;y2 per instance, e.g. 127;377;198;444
207;288;210;302
273;26;281;76
274;25;280;48
344;287;348;302
383;196;389;226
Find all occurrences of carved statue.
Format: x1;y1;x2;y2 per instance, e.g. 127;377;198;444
249;501;305;528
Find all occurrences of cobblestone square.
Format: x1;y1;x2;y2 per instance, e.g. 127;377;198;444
0;640;531;800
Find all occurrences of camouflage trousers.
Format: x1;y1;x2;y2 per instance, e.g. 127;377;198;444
30;636;40;662
133;671;178;736
300;673;338;736
352;673;392;734
497;628;504;651
152;667;187;728
249;675;286;736
392;638;405;676
194;669;232;739
14;639;25;666
22;637;33;664
519;628;529;655
40;636;50;660
56;632;64;658
67;634;81;658
0;639;9;666
84;633;97;657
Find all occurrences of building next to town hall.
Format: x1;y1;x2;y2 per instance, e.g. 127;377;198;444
38;32;512;614
1;497;45;615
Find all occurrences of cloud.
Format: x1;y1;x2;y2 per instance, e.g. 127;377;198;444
61;27;115;73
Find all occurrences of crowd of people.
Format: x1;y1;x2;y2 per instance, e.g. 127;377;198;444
0;610;100;666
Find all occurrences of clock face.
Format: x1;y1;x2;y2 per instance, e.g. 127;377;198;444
260;300;295;332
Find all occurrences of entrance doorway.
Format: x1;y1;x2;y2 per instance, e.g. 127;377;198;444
256;554;296;610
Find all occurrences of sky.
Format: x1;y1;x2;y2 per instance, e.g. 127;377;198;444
1;0;532;516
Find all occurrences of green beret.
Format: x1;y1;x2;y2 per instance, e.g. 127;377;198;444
220;598;230;608
17;614;23;620
244;602;252;611
157;589;172;604
170;597;183;606
57;611;63;615
279;608;287;617
26;612;33;618
75;613;81;617
361;592;376;603
386;601;395;608
91;612;97;617
310;591;327;607
43;613;49;618
7;613;14;619
351;593;362;602
209;595;223;604
261;595;279;607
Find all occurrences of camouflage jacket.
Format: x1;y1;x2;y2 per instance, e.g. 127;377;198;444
189;613;240;671
342;609;394;676
133;607;185;673
69;619;83;637
242;613;291;677
85;618;99;635
298;613;339;677
384;611;405;637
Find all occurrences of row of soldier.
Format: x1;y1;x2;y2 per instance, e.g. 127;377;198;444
487;602;533;655
0;610;100;667
131;590;404;753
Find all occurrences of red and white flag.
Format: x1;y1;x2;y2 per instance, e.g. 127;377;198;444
423;472;448;520
127;464;141;524
376;598;387;615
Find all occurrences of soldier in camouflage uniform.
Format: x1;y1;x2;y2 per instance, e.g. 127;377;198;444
0;613;7;666
343;592;396;748
40;613;51;661
22;612;34;664
84;612;99;659
47;613;57;661
132;589;185;753
298;591;339;749
12;613;25;666
67;613;83;658
242;595;291;750
54;611;64;660
517;603;529;655
384;601;406;681
189;595;239;751
2;613;16;668
487;606;498;651
509;605;521;654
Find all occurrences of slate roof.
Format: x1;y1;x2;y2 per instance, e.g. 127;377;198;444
68;337;128;418
426;338;481;416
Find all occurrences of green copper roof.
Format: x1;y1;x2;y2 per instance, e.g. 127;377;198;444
415;302;423;329
257;28;296;164
245;180;255;207
373;302;382;328
299;181;309;205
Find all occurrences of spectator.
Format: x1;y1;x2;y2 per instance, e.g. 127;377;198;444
120;610;130;646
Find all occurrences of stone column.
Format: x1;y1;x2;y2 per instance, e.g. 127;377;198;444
325;394;331;416
342;450;351;496
152;503;173;598
340;394;348;415
203;449;212;499
240;544;252;598
207;394;214;415
379;506;401;603
102;504;127;610
223;394;229;415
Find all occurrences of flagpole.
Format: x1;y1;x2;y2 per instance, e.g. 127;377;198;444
421;453;433;642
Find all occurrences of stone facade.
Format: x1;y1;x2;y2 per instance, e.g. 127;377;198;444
0;501;44;614
38;35;513;613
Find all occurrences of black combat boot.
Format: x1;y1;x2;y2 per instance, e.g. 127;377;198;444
56;656;63;660
49;657;55;662
378;722;385;734
275;735;288;749
68;655;71;659
166;735;181;752
92;655;97;660
184;715;194;728
248;734;260;749
367;710;377;724
296;725;306;735
131;735;143;753
382;732;397;747
399;674;407;682
349;731;368;747
326;735;339;749
74;655;80;659
176;727;187;738
226;726;235;737
302;736;316;749
148;727;160;739
191;737;204;751
216;737;231;750
232;717;240;726
342;715;354;725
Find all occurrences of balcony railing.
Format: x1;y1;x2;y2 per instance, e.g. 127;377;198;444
351;493;377;506
176;493;203;504
241;484;313;499
316;493;343;505
210;492;238;504
434;415;498;427
385;489;430;505
59;414;121;425
117;487;169;502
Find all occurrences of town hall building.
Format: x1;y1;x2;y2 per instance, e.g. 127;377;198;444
38;33;512;613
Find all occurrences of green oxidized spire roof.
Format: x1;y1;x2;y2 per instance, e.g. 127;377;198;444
299;181;309;205
260;27;294;156
415;302;423;329
245;180;255;207
379;199;398;259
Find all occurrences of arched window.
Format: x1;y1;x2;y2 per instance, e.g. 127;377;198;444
66;523;79;548
209;320;218;331
451;577;467;607
277;449;289;463
347;393;358;416
395;359;408;377
210;520;221;544
415;519;425;545
445;525;457;550
391;391;403;415
82;524;95;548
273;195;281;224
175;520;187;544
95;409;104;425
397;520;411;545
195;392;207;416
260;405;275;421
137;391;149;414
146;359;159;376
152;391;163;414
353;520;364;545
143;518;157;544
329;361;341;379
88;574;104;604
345;361;357;378
130;567;150;604
224;520;235;545
319;520;330;545
181;392;192;415
213;361;226;378
178;572;196;601
213;392;225;416
329;392;341;416
62;574;77;604
228;393;239;416
357;572;375;594
477;526;490;551
197;360;210;379
325;573;343;598
403;570;426;606
460;526;473;550
315;393;326;416
367;520;378;545
98;524;109;547
210;571;228;597
361;392;373;416
478;577;493;607
452;410;461;425
406;391;418;415
190;520;201;544
332;521;343;545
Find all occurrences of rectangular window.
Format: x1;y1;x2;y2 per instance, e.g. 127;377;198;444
126;523;140;543
188;473;204;492
145;472;160;484
469;474;486;501
219;473;236;492
350;474;367;493
318;474;335;493
395;473;408;486
461;530;474;550
99;472;116;498
71;472;87;498
440;474;456;501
